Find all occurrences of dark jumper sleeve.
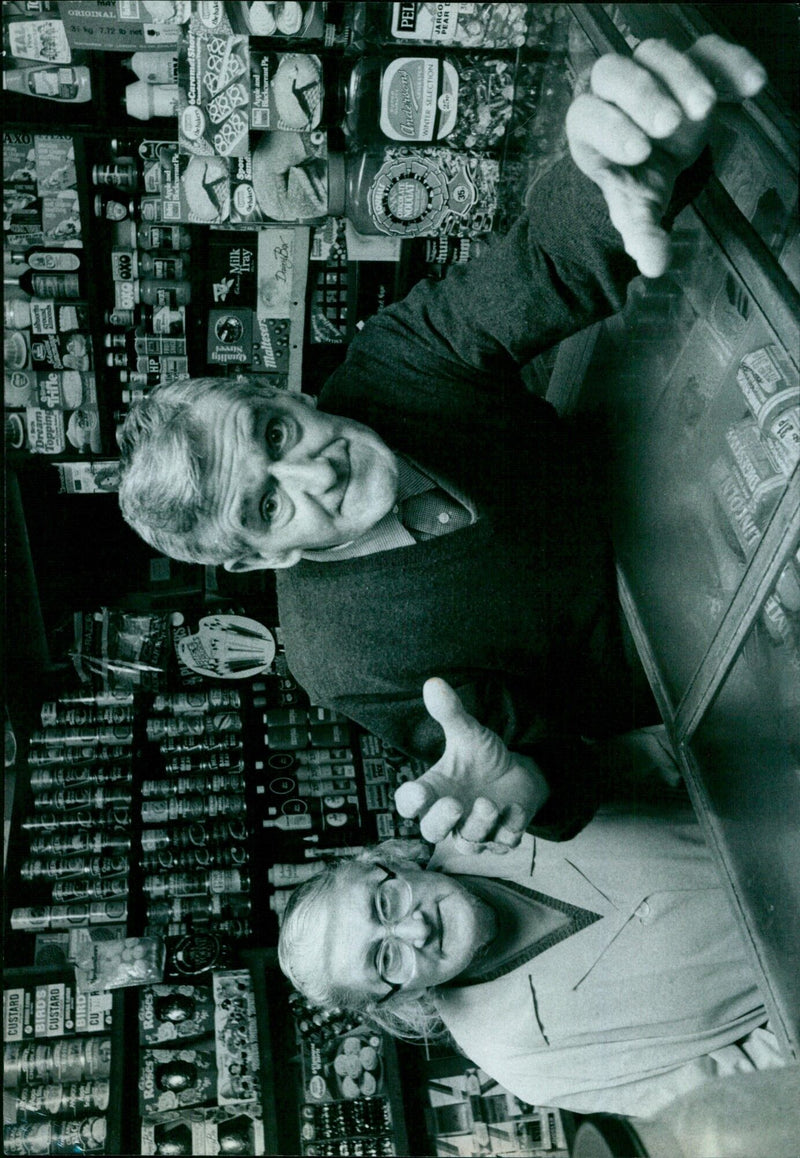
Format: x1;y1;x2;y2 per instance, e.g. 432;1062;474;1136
321;149;711;421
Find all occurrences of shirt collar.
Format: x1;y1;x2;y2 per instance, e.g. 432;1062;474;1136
300;456;436;562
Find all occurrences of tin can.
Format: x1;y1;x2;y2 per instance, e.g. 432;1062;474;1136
152;688;240;714
30;725;134;747
40;702;134;727
140;794;246;826
141;773;245;798
52;877;128;903
33;786;132;813
140;844;247;873
146;896;214;924
27;744;131;768
52;1116;107;1153
29;765;132;792
139;817;247;852
263;707;309;728
10;903;126;931
309;722;350;747
143;917;251;940
58;690;134;707
15;1079;110;1120
208;868;248;895
92;161;138;190
21;854;129;882
146;714;205;740
22;808;131;832
158;731;241;754
3;1122;53;1155
163;751;244;775
29;829;130;856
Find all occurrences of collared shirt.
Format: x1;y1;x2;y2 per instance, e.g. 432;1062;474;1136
302;454;476;563
450;875;601;987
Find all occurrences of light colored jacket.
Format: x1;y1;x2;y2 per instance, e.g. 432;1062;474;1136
430;803;770;1117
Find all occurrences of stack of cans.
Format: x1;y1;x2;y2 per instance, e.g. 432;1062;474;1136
140;688;252;941
11;691;134;933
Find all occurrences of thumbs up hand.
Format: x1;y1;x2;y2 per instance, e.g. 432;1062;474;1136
394;678;550;854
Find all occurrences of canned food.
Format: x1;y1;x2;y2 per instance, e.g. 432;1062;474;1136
40;703;134;727
29;766;132;792
14;1079;110;1120
158;731;242;754
141;773;245;798
33;786;132;813
29;830;131;856
152;688;241;714
140;844;247;873
30;725;134;747
52;877;128;903
163;751;244;775
22;808;131;832
27;744;131;768
92;161;138;190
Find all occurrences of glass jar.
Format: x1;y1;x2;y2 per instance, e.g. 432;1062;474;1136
329;146;499;238
344;53;533;152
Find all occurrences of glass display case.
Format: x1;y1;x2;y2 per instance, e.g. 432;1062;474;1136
567;2;800;1059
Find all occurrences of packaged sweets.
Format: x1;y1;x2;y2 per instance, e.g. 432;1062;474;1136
90;937;165;990
139;985;215;1045
138;1041;217;1114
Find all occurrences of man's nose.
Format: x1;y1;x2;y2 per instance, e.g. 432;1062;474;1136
271;456;337;495
390;909;432;950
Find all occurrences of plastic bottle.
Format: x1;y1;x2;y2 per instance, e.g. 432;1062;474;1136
125;51;178;85
3;64;91;102
125;81;179;121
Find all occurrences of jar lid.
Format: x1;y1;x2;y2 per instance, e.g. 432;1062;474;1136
326;152;346;218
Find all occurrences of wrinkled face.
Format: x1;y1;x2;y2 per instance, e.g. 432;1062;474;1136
192;389;399;570
324;862;497;1001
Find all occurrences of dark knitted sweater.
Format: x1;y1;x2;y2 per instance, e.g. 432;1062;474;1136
276;153;709;830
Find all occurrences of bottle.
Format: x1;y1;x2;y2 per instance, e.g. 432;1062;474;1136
5;269;82;300
139;251;189;280
3;65;91;102
139;196;163;223
125;80;179;120
20;246;83;274
137;224;191;251
125;51;178;85
94;190;135;222
140;278;191;307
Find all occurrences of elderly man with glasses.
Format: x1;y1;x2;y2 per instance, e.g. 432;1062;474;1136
278;679;784;1120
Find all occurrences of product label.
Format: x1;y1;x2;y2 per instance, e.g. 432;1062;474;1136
367;147;497;238
380;58;458;141
8;20;72;64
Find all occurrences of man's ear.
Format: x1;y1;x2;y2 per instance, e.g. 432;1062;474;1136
223;547;303;573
